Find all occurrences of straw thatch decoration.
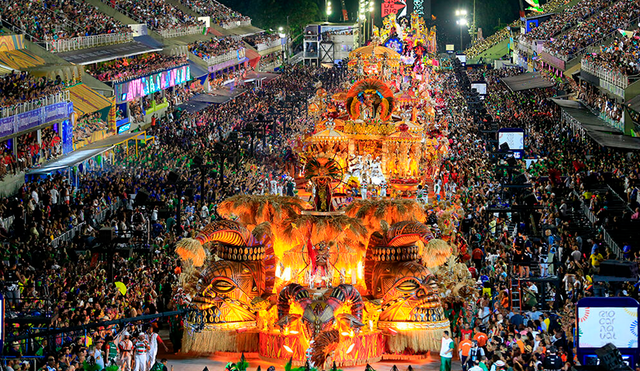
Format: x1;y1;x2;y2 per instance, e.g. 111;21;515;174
344;200;425;240
182;328;258;353
420;239;452;268
176;238;207;267
217;195;309;230
279;214;367;247
386;327;446;353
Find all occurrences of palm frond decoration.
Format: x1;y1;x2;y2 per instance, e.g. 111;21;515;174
176;238;207;267
218;195;309;229
344;200;425;240
279;214;368;247
420;239;452;268
304;157;343;181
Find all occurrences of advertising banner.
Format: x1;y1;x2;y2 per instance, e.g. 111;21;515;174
44;102;69;123
0;116;14;138
16;109;42;133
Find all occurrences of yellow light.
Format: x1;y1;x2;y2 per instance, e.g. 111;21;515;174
283;326;290;335
346;344;355;354
369;320;373;331
284;345;294;353
341;332;350;336
290;330;299;334
357;261;363;280
282;267;291;281
275;265;282;278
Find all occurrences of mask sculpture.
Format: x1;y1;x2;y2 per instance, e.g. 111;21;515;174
365;221;450;353
177;220;276;353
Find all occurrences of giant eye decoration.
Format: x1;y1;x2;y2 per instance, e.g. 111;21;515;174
211;279;235;293
397;279;420;292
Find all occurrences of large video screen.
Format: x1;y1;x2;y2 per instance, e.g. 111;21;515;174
498;130;524;151
115;65;190;103
578;307;638;348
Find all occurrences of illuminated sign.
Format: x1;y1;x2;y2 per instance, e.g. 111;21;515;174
115;65;191;103
117;123;131;134
381;0;412;18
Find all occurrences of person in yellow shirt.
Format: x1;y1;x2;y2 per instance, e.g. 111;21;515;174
590;248;604;270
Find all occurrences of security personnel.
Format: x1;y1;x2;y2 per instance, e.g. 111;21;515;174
543;346;563;371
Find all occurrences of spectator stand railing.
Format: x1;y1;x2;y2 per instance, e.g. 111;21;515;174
0;356;45;371
44;32;134;53
201;48;245;66
0;91;71;119
571;189;621;256
221;19;251;29
50;198;122;248
159;25;204;39
255;39;282;52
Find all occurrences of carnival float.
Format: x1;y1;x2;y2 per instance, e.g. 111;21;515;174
173;14;476;371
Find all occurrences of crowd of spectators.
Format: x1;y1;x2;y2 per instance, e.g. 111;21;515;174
429;59;640;371
521;0;613;43
87;53;188;83
73;113;112;144
0;72;66;115
0;66;350;371
576;81;624;124
189;37;244;61
178;0;250;27
544;0;640;59
582;29;640;78
107;0;203;32
0;0;132;41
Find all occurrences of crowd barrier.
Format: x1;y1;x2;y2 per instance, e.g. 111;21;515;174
159;26;204;39
0;91;70;119
255;39;282;52
572;190;622;256
44;33;133;53
220;19;251;29
200;48;245;66
50;198;122;247
581;59;630;90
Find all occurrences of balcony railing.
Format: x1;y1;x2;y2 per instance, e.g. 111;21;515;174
220;19;251;29
44;33;134;53
0;91;70;119
199;48;245;67
581;59;631;90
159;26;204;39
255;39;281;51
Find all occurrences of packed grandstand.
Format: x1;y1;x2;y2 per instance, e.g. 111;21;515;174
0;0;639;371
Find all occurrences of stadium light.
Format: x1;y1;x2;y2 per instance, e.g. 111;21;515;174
456;9;468;51
369;0;374;12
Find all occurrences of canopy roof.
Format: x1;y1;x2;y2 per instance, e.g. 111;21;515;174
349;45;401;60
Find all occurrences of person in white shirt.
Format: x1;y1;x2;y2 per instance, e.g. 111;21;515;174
146;327;168;370
440;330;454;371
50;188;59;205
200;205;209;219
89;340;105;370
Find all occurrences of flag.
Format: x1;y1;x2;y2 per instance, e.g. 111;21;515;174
618;29;634;37
202;26;208;35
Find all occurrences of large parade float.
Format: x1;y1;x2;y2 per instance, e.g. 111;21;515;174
173;15;475;370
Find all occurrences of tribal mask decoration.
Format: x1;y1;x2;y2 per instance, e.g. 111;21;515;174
365;221;448;328
178;220;276;329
